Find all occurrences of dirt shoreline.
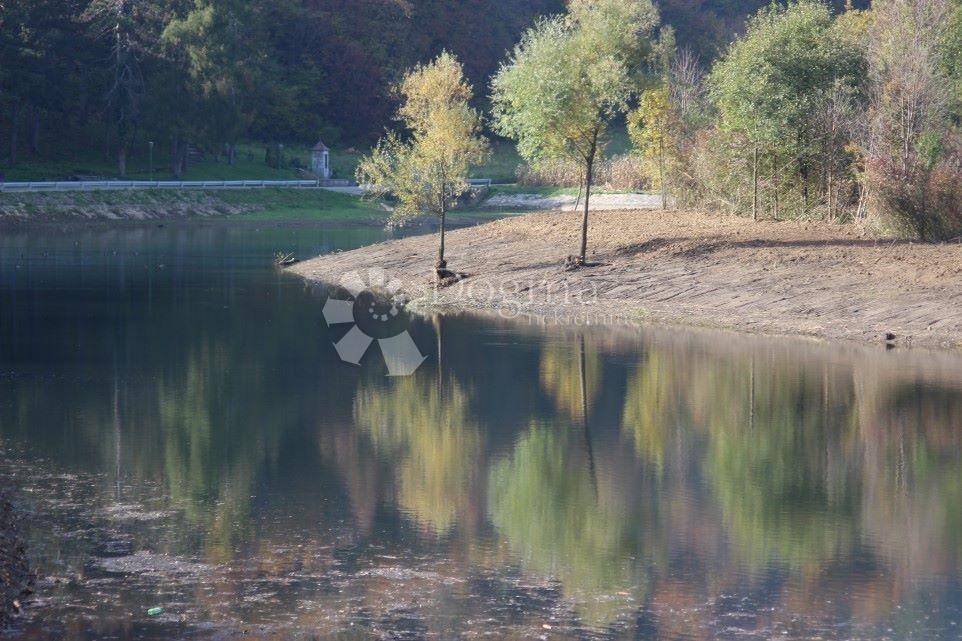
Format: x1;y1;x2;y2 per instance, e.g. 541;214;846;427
290;209;962;350
0;490;31;627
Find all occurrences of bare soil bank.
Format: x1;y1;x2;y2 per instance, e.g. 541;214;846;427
290;209;962;350
0;191;261;222
0;491;31;627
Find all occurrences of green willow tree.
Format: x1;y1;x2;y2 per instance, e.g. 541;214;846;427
491;0;659;267
357;52;489;280
708;0;866;220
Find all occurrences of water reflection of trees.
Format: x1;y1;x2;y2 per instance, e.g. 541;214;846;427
6;292;962;637
538;340;602;420
699;355;860;571
488;422;655;629
354;373;482;535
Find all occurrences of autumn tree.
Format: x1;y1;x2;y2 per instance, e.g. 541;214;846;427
628;86;681;209
491;0;659;267
863;0;961;239
357;52;489;280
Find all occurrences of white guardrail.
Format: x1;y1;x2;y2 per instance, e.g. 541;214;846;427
0;179;329;193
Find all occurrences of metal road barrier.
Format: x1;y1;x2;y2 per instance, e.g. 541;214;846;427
0;178;493;193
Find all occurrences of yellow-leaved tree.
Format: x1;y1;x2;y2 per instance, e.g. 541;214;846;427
357;52;489;279
628;86;681;210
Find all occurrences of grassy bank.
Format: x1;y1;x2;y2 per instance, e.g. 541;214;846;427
1;140;512;184
0;188;387;224
0;129;634;186
2;143;367;184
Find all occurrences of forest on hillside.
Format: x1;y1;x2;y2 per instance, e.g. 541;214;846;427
0;0;863;175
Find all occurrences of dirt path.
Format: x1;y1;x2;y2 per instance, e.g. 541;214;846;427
290;209;962;350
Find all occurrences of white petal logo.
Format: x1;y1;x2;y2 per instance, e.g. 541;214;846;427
322;268;427;377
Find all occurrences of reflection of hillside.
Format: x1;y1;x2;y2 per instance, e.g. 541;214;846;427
856;372;962;588
620;328;962;592
315;421;383;535
623;345;861;571
161;326;962;637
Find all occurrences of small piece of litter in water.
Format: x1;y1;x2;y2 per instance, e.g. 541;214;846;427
542;624;552;630
148;607;164;616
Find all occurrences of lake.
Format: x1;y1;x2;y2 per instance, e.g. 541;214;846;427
1;221;961;640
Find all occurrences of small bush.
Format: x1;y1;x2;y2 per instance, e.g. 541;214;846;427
927;163;962;239
868;152;962;241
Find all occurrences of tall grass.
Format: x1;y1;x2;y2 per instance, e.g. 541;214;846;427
515;154;649;191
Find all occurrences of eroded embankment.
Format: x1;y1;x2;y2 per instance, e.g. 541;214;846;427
290;209;962;350
0;490;31;626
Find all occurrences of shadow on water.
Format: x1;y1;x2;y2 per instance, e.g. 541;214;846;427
1;223;962;639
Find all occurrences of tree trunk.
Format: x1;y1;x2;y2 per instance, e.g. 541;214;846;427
438;199;447;269
752;145;759;221
772;152;779;221
9;104;22;166
9;126;18;167
856;183;867;220
580;150;595;264
659;141;667;210
29;111;40;156
579;335;598;497
171;135;188;179
118;146;127;177
827;170;834;222
801;164;809;212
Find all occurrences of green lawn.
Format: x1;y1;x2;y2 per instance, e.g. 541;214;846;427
472;129;632;186
0;142;366;183
488;185;582;196
476;140;523;184
2;131;629;186
216;188;383;221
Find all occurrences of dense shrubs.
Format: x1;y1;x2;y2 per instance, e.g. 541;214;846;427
868;153;962;241
624;0;962;240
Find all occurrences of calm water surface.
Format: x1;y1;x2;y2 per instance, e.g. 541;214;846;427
1;222;961;640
